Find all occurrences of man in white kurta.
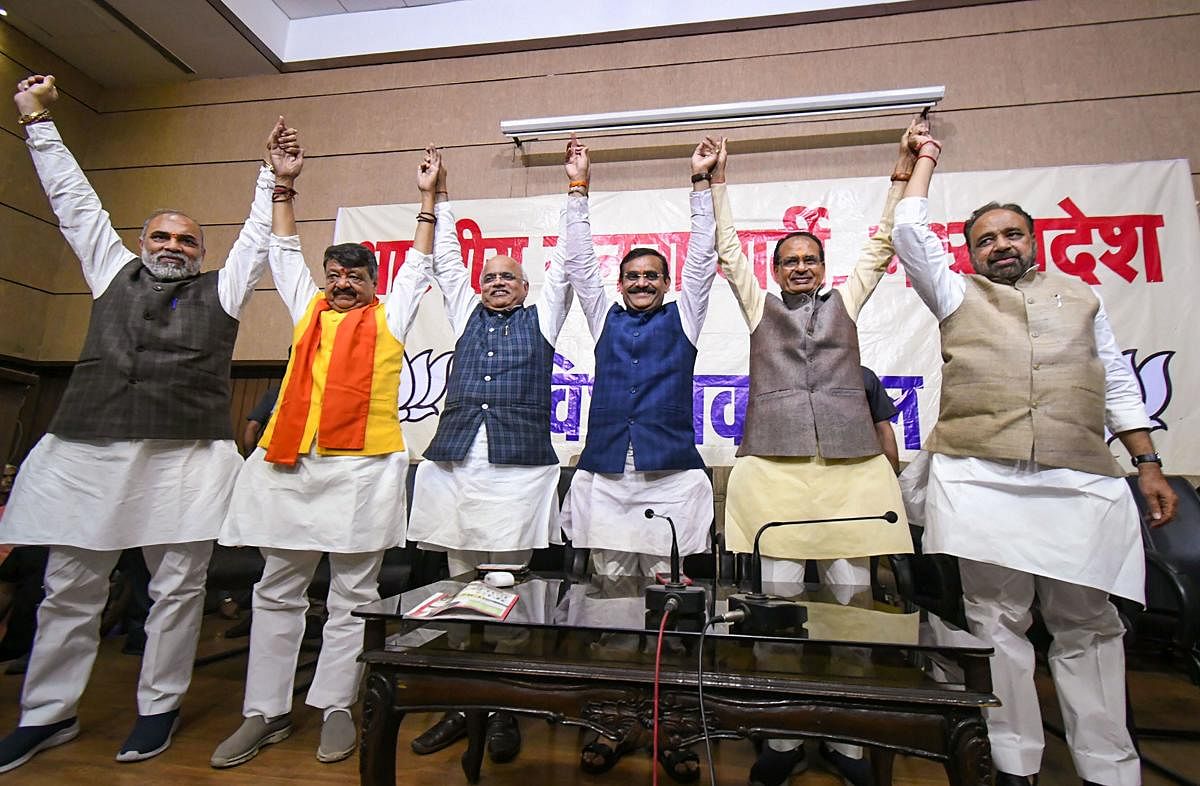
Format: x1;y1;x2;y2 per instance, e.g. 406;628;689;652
404;161;571;762
893;130;1178;786
212;144;440;768
0;75;276;772
560;138;718;580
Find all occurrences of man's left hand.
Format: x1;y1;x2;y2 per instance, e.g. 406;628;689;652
1137;465;1178;527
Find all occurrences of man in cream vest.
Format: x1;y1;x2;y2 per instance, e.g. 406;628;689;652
893;129;1177;786
211;139;442;768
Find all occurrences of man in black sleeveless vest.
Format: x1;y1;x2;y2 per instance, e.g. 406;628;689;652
0;75;286;772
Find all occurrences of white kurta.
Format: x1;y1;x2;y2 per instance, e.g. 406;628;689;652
559;190;718;557
218;236;431;553
2;122;273;550
406;201;569;552
893;197;1151;603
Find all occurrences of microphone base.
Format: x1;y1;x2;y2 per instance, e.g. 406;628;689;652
645;584;708;633
726;593;809;637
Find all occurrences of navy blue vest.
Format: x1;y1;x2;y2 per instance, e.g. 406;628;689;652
578;302;703;474
424;303;557;466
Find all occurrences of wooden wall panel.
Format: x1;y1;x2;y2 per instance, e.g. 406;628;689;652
1;0;1197;364
0;281;50;359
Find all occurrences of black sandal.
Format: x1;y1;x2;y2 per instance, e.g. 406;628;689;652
580;731;635;774
658;746;700;783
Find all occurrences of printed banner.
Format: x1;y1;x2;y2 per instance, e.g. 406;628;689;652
333;159;1200;473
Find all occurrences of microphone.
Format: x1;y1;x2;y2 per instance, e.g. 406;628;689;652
643;507;708;632
644;508;682;585
726;510;900;636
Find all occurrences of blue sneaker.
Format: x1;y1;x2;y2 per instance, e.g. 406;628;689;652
116;709;180;762
0;718;80;773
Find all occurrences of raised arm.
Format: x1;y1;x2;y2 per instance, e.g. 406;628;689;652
677;136;720;344
536;207;573;343
711;138;764;331
430;152;480;336
563;135;610;340
891;125;965;321
265;119;317;324
219;118;293;319
839;117;925;321
15;75;133;297
382;145;437;341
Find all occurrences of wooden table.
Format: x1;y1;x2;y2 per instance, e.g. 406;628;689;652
355;575;997;786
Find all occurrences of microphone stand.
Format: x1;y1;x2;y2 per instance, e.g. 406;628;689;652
727;511;899;636
643;508;708;632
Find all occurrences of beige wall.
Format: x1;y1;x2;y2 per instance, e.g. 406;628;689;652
2;0;1197;362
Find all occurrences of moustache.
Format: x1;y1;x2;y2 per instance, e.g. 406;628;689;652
628;286;656;295
152;252;187;265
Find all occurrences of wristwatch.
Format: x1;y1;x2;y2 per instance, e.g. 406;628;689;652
1131;453;1163;468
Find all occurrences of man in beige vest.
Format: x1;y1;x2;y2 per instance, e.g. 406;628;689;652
893;129;1177;786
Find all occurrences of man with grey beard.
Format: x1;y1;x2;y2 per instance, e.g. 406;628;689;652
0;74;290;773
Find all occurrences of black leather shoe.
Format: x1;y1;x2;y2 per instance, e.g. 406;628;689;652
996;774;1038;786
748;744;807;786
410;711;466;755
818;742;873;786
486;712;521;763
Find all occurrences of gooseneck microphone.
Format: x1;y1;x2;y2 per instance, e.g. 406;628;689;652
643;507;708;632
727;511;900;636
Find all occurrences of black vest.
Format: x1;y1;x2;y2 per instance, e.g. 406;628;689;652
50;258;239;441
423;303;557;466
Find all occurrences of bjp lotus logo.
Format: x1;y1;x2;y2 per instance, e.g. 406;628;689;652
1105;348;1174;443
398;349;452;423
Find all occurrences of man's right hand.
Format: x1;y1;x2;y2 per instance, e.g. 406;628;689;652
268;117;303;183
15;74;58;115
418;144;442;194
565;133;590;186
712;137;728;183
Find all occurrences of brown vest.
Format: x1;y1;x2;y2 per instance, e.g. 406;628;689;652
928;270;1123;477
50;258;239;441
739;290;880;459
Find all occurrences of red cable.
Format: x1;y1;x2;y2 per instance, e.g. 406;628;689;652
653;607;672;786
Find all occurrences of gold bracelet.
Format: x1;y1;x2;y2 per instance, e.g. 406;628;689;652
17;109;52;126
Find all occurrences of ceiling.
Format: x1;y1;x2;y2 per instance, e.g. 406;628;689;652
0;0;980;88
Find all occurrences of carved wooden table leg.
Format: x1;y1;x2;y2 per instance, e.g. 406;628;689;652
945;714;993;786
460;709;488;784
871;746;895;786
360;671;403;786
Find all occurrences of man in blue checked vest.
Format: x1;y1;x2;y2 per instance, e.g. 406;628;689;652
405;153;573;765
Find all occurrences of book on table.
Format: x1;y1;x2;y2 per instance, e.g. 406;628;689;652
405;580;519;621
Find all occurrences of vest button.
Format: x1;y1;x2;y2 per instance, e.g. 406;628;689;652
153;285;164;292
128;377;139;385
135;345;146;353
489;327;495;333
1030;331;1040;338
143;311;153;320
481;403;489;410
1033;363;1041;371
484;375;492;382
632;359;639;365
632;331;640;337
487;351;494;357
1031;401;1039;409
1027;297;1034;304
627;417;634;424
630;386;637;394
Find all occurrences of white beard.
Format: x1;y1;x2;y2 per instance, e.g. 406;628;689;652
141;248;202;280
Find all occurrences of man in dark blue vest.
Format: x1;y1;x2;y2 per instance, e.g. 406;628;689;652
405;153;573;764
560;135;718;580
558;135;719;778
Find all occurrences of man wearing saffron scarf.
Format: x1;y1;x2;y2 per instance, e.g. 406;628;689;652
0;75;284;772
212;140;441;768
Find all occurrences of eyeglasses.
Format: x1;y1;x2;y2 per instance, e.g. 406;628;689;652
482;271;523;284
776;257;824;271
621;270;663;283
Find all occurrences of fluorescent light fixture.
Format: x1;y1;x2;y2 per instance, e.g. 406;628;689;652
501;86;944;143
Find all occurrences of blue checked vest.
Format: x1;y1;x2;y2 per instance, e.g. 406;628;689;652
50;258;239;440
423;303;557;466
578;302;704;474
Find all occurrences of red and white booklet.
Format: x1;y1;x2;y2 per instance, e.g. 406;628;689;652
406;580;519;621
